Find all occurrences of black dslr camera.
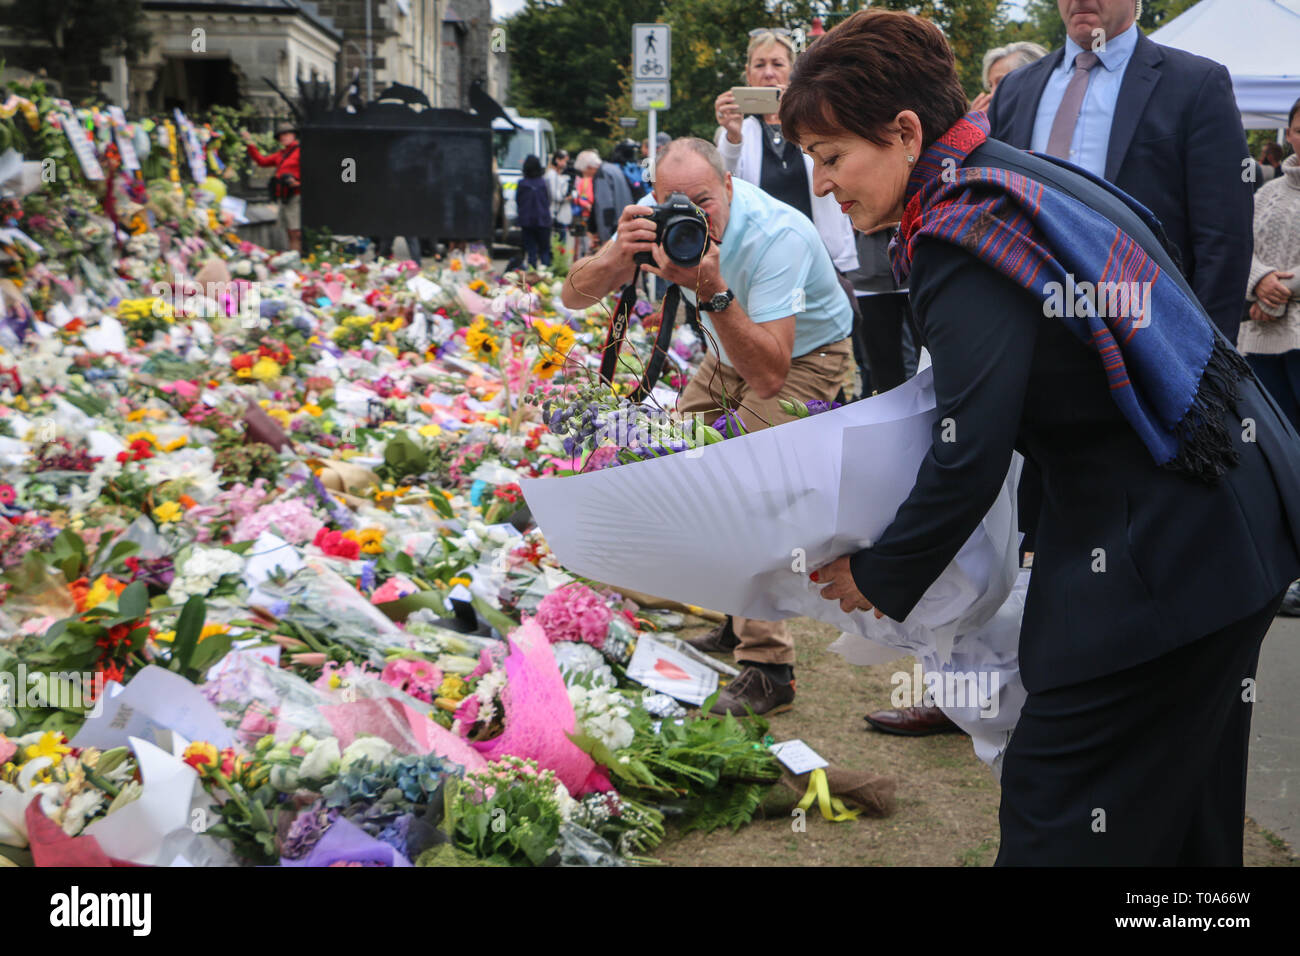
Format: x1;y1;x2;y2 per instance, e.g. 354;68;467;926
633;192;711;267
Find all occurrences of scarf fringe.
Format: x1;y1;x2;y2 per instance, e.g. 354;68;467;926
1162;338;1252;484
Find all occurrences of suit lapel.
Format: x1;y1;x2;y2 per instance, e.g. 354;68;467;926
1015;50;1063;148
1105;34;1164;182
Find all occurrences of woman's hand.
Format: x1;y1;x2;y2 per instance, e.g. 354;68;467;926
1250;302;1278;323
811;555;884;618
1256;271;1295;309
971;90;993;113
715;90;744;144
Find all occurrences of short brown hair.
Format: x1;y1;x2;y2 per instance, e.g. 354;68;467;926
779;9;970;153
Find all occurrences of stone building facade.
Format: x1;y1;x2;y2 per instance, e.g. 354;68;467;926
0;0;506;116
309;0;505;109
132;0;343;117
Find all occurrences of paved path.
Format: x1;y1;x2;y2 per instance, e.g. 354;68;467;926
1247;615;1300;852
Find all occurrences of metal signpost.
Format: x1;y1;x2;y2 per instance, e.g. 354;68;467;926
632;23;670;181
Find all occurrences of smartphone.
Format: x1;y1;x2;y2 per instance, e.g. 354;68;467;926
731;86;782;116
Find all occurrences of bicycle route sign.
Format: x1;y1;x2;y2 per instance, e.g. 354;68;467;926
632;23;671;110
633;24;670;81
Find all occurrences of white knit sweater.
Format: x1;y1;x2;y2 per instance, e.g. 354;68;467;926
1239;154;1300;356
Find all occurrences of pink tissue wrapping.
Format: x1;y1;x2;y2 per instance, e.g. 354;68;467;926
27;801;144;868
468;619;611;795
456;286;493;316
320;698;487;774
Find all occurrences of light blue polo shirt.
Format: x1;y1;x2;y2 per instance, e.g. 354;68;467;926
681;178;852;367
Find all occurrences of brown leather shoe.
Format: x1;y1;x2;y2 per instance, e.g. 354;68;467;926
710;666;795;716
863;705;966;737
684;619;739;654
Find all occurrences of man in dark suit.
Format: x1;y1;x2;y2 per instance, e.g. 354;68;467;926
864;0;1257;739
988;0;1253;341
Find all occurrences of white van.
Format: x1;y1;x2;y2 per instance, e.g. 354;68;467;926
492;110;557;242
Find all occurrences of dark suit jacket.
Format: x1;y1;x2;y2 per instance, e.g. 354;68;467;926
850;142;1300;694
987;32;1253;343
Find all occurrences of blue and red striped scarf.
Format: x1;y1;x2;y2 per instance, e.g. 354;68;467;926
892;112;1248;482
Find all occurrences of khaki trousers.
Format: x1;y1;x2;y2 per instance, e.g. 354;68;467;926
675;337;854;665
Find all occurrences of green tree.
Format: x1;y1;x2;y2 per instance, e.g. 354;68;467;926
851;2;1008;97
0;0;151;103
505;0;665;153
514;0;1209;150
655;0;786;140
1018;0;1200;50
607;0;860;143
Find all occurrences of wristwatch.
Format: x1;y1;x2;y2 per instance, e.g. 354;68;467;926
697;288;735;312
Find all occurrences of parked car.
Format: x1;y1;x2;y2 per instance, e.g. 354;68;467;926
492;110;556;244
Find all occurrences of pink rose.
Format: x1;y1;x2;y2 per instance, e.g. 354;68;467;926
380;658;443;703
371;575;418;605
160;379;199;400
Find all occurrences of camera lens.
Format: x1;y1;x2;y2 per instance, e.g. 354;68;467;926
663;218;709;265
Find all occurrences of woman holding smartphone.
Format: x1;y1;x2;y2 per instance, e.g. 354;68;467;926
713;29;857;273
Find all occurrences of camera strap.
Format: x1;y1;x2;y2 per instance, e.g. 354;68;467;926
629;284;687;403
599;264;641;385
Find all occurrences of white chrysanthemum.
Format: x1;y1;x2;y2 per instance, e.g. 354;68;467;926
60;789;106;836
340;735;395;770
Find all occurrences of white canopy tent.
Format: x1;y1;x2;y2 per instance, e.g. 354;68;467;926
1150;0;1300;129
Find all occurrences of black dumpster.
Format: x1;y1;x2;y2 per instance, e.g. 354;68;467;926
298;94;500;243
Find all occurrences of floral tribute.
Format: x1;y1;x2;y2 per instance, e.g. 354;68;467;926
0;87;804;865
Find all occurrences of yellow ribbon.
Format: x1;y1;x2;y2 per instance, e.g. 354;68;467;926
0;95;40;130
796;768;861;823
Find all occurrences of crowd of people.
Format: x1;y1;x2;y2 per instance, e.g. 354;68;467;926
511;136;667;270
552;0;1300;867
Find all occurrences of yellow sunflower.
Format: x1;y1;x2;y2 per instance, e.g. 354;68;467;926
532;319;575;378
465;316;500;362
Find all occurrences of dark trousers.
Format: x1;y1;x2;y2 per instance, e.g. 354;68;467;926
1247;350;1300;431
374;236;422;261
996;588;1283;866
521;225;552;268
1017;459;1043;562
553;223;569;244
855;292;915;395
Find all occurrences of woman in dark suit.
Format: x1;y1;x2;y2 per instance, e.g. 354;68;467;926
784;10;1300;865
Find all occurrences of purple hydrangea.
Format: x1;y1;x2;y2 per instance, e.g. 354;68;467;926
375;813;413;855
281;804;338;861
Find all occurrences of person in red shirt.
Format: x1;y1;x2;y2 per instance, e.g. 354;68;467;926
242;124;302;252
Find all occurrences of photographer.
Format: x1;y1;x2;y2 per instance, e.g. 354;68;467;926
561;136;854;717
243;124;301;253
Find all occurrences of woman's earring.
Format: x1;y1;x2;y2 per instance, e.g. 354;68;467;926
906;155;914;164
